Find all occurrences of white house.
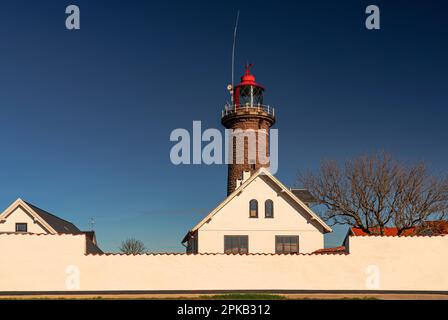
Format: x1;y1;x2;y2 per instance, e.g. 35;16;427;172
0;198;102;254
182;168;332;254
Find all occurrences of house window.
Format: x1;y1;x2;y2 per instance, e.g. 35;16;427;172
224;235;249;254
15;223;28;233
275;236;299;254
265;200;274;218
249;199;258;218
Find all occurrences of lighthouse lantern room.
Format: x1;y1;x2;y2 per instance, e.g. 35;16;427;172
233;63;265;107
221;64;276;195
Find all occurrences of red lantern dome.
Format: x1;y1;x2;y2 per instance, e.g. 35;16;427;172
233;64;265;107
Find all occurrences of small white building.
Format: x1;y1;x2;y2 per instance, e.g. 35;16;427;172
182;168;332;254
0;198;102;254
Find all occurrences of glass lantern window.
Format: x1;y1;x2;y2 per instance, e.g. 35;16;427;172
238;85;264;106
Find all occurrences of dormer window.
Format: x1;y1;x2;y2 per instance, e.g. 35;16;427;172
15;223;28;233
265;200;274;218
249;200;258;218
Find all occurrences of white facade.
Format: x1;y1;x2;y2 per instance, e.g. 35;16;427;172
0;198;103;254
0;205;48;234
183;169;332;254
0;199;57;234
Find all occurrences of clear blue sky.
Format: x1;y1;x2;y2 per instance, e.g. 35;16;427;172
0;0;447;252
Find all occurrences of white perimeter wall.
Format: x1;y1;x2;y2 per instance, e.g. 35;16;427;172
0;234;447;292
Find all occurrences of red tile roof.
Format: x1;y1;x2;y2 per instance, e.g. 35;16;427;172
351;227;416;236
312;246;347;255
350;221;448;237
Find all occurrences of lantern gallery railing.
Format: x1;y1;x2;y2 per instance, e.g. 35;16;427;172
222;104;275;118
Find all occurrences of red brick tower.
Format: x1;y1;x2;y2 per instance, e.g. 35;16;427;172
222;64;276;195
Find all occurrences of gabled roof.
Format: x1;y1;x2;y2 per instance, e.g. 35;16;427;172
0;198;103;253
0;198;81;234
182;168;332;243
0;198;59;233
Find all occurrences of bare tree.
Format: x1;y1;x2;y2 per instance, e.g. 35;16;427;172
119;238;147;254
299;152;448;235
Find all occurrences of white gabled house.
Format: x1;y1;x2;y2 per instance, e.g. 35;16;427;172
0;198;102;254
182;168;332;254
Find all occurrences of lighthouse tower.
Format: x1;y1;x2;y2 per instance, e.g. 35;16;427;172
222;64;276;195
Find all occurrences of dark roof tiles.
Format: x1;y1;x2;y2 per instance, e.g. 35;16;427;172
25;201;81;234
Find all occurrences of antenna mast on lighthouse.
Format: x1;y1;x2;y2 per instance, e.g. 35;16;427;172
229;10;240;104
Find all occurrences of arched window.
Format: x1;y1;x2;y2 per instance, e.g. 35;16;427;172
249;200;258;218
265;200;274;218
